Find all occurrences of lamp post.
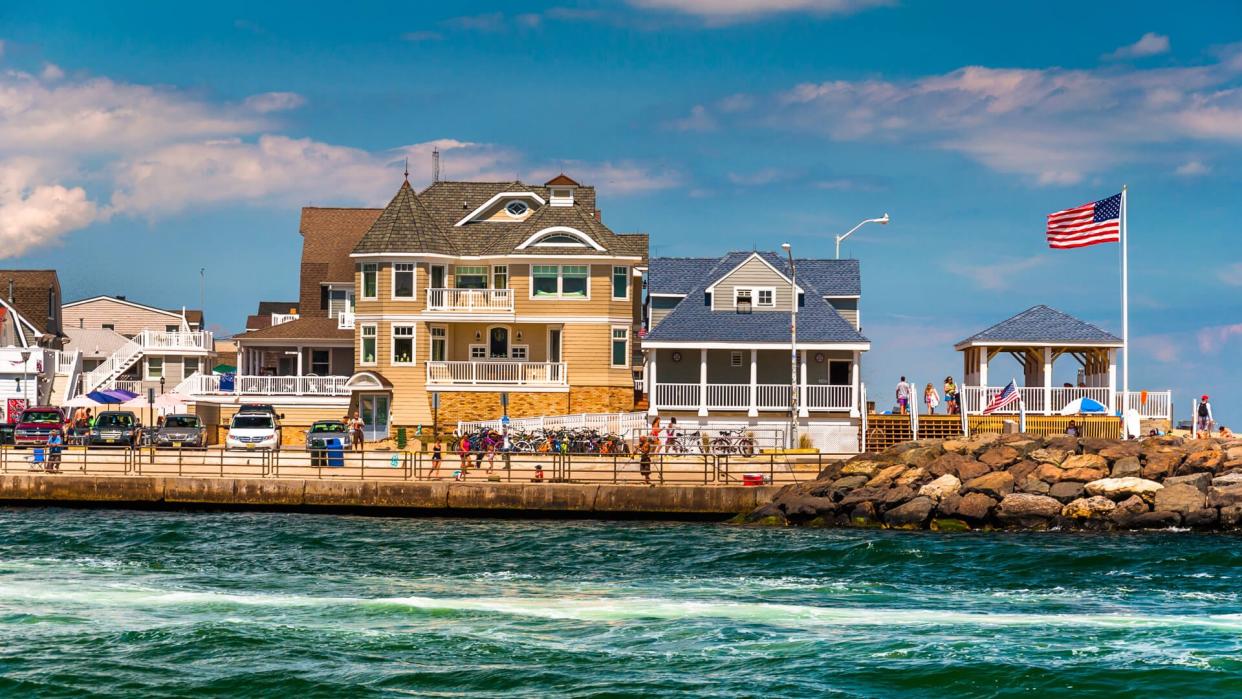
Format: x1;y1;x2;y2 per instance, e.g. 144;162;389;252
19;350;31;409
781;243;798;449
835;214;890;259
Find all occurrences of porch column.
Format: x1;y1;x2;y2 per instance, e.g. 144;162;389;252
979;348;989;388
698;348;708;417
850;350;860;418
646;351;658;416
748;349;758;417
1107;348;1117;415
798;349;809;418
1043;345;1052;417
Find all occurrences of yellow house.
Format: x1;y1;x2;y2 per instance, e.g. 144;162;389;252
345;174;648;438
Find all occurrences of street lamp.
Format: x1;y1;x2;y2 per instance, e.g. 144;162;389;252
781;243;798;449
19;350;31;408
835;213;890;259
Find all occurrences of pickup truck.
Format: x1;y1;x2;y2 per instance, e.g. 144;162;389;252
14;407;66;447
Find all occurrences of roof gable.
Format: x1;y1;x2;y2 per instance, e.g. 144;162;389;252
352;180;459;256
957;305;1123;346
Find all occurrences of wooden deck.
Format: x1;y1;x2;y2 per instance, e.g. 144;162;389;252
863;414;1121;452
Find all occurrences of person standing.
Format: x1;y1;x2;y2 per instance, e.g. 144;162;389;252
895;377;912;415
943;377;958;415
46;429;64;473
349;412;364;452
637;435;653;485
649;417;662;454
1197;396;1214;436
924;383;940;415
429;438;443;479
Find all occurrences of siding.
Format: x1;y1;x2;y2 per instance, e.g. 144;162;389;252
648;295;682;330
709;256;793;312
63;298;188;337
825;297;859;329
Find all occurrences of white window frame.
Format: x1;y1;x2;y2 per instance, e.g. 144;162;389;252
612;266;629;301
756;287;775;307
392;263;416;300
491;264;508;290
733;288;753;308
454;265;488;289
510;344;529;361
360;324;377;366
730;351;744;367
610;325;629;368
391;325;415;365
310;350;330;376
429;325;447;363
530;264;591;301
468;344;487;360
145;356;164;380
182;357;200;378
361;263;378;300
504;200;529;218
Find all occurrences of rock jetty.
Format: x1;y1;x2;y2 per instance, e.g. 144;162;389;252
746;433;1242;531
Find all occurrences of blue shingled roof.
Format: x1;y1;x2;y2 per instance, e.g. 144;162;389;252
957;305;1122;345
648;254;861;297
647;257;717;296
645;252;868;344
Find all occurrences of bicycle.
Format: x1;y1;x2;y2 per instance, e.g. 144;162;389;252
710;429;755;457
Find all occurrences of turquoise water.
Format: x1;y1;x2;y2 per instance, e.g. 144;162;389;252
1;509;1240;697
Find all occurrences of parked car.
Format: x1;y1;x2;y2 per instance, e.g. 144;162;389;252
13;407;66;448
153;414;208;449
239;404;285;420
0;422;15;446
88;411;141;447
226;412;282;451
306;420;351;450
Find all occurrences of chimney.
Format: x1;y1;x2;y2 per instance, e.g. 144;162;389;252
7;279;12;303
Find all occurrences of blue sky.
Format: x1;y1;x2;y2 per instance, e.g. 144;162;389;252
2;0;1239;424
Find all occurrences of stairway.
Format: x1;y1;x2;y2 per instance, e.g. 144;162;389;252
80;337;144;395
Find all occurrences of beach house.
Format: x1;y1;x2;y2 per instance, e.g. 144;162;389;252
0;270;65;420
343;174;647;439
643;252;869;452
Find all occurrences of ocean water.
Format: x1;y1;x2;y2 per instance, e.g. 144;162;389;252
0;509;1240;697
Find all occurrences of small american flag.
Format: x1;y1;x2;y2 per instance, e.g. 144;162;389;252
1046;192;1121;249
982;380;1021;415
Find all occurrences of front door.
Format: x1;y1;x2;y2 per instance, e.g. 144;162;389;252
430;265;445;290
360;394;390;441
548;328;562;363
489;327;509;359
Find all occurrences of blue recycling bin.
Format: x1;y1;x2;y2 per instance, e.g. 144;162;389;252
327;438;345;468
220;373;235;391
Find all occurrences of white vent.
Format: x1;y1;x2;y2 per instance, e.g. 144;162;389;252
550;187;574;207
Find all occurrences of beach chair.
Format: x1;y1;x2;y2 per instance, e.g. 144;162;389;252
26;448;45;472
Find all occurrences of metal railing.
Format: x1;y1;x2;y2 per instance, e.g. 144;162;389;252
459;411;648;436
425;288;514;313
0;444;821;486
426;361;567;386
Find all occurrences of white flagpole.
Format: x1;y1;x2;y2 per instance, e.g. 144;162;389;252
1015;377;1026;434
1121;185;1129;409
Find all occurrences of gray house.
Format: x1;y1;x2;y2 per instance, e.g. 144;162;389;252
643;251;869;452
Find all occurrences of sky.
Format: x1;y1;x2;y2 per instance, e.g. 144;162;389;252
1;0;1239;425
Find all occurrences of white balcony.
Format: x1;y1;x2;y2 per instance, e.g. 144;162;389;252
960;385;1172;420
426;361;567;387
653;382;854;413
271;313;299;326
426;288;514;313
180;373;351;397
137;329;213;352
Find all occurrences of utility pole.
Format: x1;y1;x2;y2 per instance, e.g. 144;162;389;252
781;243;798;449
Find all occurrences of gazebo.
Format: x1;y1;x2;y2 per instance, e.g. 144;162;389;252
955;305;1123;416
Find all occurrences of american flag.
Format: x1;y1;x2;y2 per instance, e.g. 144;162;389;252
1046;192;1121;249
982;380;1021;415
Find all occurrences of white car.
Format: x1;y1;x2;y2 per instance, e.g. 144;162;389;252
225;412;282;451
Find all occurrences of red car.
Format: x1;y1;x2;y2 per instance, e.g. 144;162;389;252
13;406;66;448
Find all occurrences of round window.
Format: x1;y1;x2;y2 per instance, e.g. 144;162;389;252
506;201;528;217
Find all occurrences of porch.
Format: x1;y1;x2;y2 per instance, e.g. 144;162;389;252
426;361;567;387
960;385;1173;420
425;288;514;314
422;322;572;389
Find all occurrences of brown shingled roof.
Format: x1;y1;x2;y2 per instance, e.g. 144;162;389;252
235;316;352;342
352;180;459;257
298;208;381;317
0;270;61;336
544;173;580;186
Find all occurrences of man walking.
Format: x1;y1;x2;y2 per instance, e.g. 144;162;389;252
1197;395;1214;436
895;376;912;415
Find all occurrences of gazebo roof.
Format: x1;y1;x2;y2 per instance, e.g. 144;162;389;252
955;305;1122;349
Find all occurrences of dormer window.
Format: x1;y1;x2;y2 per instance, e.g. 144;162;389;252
535;234;586;247
550;187;574;207
516;226;606;251
505;201;529;217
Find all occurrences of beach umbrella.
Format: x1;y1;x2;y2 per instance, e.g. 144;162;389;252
121;394;152;410
1059;397;1108;415
212;363;237;374
64;393;105;408
154;392;188;413
86;389;139;404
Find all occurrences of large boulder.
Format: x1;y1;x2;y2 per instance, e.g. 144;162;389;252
918;473;961;501
1062;496;1117;520
840;460;887;478
1212;472;1242;487
965;433;1001;453
865;464;909;488
1110;456;1141;478
1179;450;1223;475
1007;460;1039;482
1153;483;1207;515
880;485;919;509
997;493;1063;524
894;466;930;488
1030;447;1072;465
849;501;880;526
1017;476;1051;495
1109;495;1149;524
1059;454;1110;482
1084;477;1164;502
1220;505;1242;528
883;496;934;528
953;492;998;521
1098;443;1140;460
1033;463;1066;483
1129;511;1182;529
1048;481;1086;503
941;439;971;454
1043;435;1080;452
963;471;1015;499
1207;484;1242;508
832;474;869;489
1141;452;1182;480
1165;472;1211;493
979;446;1021;469
900;446;944;469
1184;508;1219;528
926;452;977;478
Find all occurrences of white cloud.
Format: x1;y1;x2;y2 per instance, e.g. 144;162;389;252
627;0;891;23
0;159;99;259
40;63;65;81
241;92;306;114
1105;33;1171;60
683;50;1242;184
1197;323;1242;354
669;104;716;131
1175;159;1209;176
1220;262;1242;286
950;255;1045;291
531;160;682;195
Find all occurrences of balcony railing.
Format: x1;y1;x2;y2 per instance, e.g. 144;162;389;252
426;288;514;313
426;361;567;386
271;313;299;326
137;329;213;351
959;386;1172;420
653;383;854;412
179;373;351;396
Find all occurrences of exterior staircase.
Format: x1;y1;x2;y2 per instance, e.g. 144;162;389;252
80;337;144;395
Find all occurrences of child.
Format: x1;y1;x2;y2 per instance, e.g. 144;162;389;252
532;464;545;482
924;383;940;415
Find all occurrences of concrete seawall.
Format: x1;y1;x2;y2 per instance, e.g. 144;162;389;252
0;475;779;520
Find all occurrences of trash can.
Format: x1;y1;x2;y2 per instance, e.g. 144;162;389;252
327;438;345;468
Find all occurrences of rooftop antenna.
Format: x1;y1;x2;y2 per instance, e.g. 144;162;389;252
403;157;410;182
432;147;440;182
